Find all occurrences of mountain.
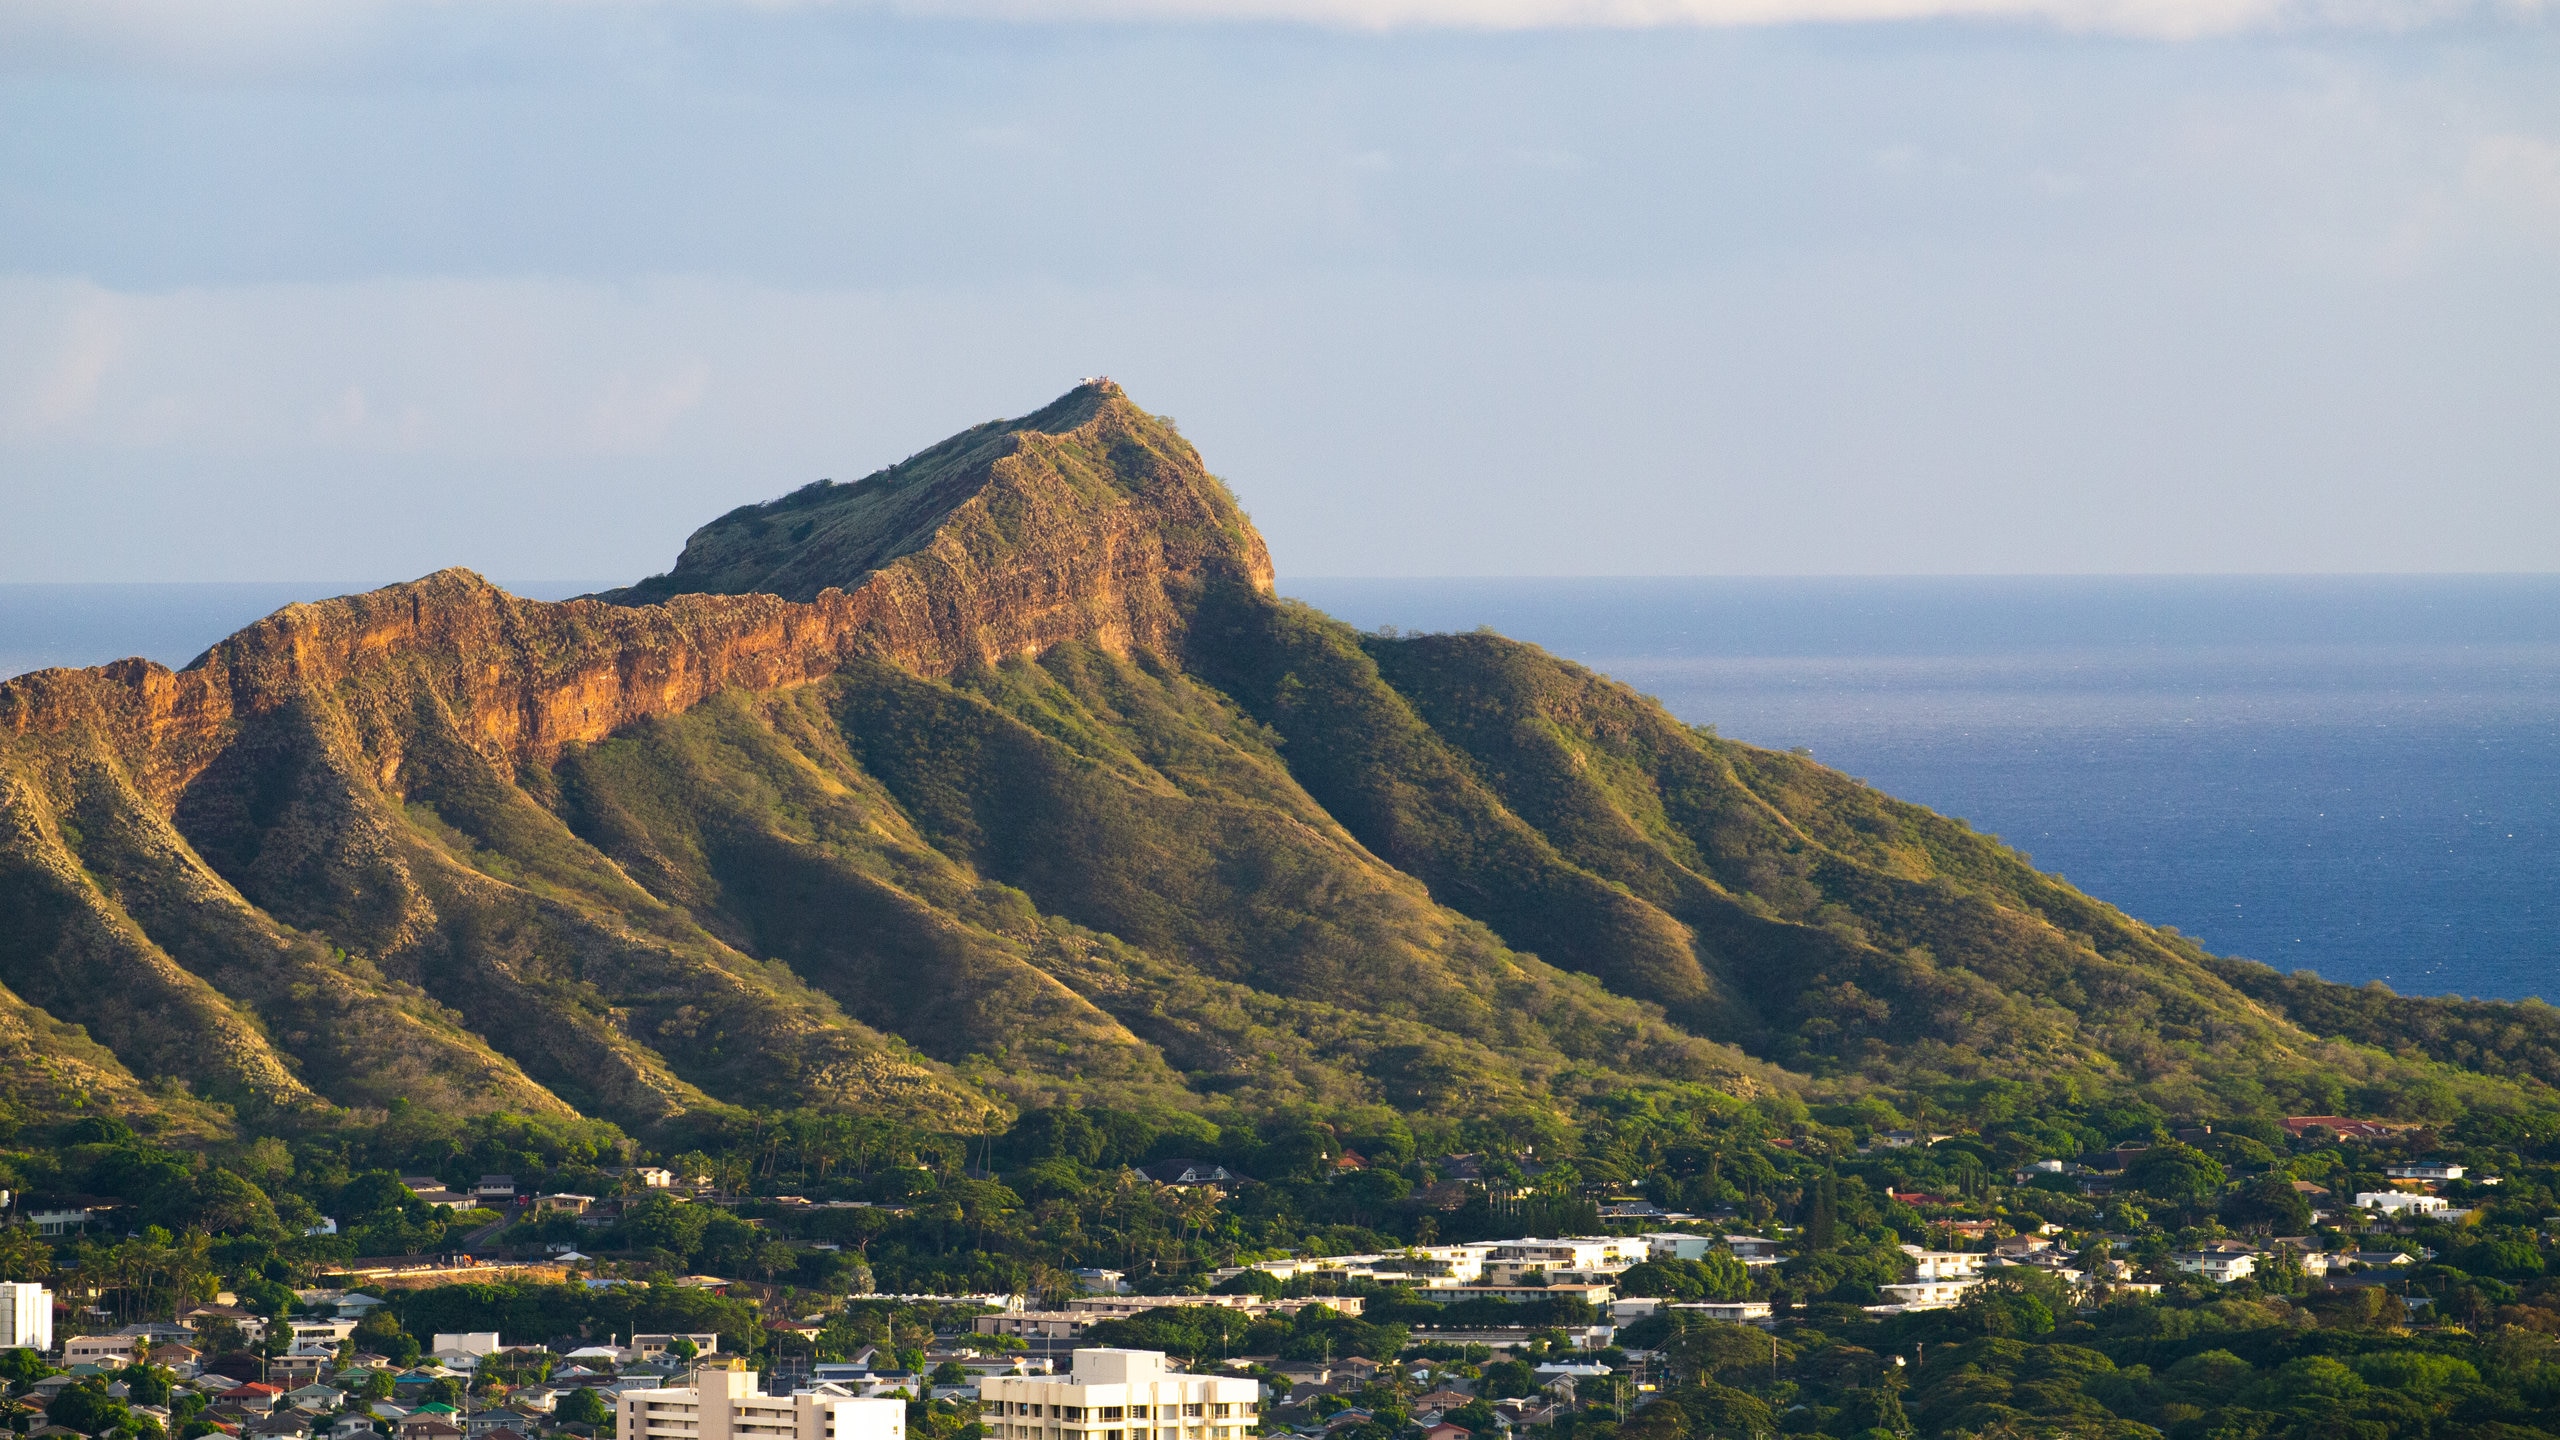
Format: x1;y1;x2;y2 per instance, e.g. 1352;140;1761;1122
0;382;2535;1141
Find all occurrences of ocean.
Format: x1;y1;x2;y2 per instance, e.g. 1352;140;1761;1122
1287;577;2560;1004
5;576;2554;1002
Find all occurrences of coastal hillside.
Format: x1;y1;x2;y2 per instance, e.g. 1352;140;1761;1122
0;382;2536;1140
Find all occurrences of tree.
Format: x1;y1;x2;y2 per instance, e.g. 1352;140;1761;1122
0;1346;58;1394
556;1388;614;1429
50;1379;133;1435
2220;1175;2313;1234
1806;1172;1840;1252
2126;1144;2226;1209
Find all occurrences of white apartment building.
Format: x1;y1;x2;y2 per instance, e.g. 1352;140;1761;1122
619;1361;905;1440
0;1283;50;1353
981;1349;1258;1440
1876;1279;1979;1310
1899;1246;1985;1281
64;1333;137;1366
1481;1238;1646;1286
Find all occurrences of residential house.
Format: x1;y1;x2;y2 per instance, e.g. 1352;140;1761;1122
2385;1162;2466;1183
2173;1250;2258;1284
628;1334;720;1362
1666;1301;1772;1324
1135;1160;1239;1188
429;1334;502;1359
328;1416;379;1440
1899;1246;1984;1281
1423;1425;1470;1440
283;1385;346;1413
2355;1191;2450;1217
470;1177;518;1206
1073;1270;1131;1295
30;1208;104;1237
218;1384;287;1413
1873;1280;1979;1312
1637;1233;1715;1262
396;1419;464;1440
398;1179;474;1212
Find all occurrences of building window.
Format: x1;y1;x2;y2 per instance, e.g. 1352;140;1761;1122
1185;1407;1203;1418
1128;1408;1148;1420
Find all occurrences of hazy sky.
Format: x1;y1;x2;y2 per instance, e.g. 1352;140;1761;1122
3;0;2556;583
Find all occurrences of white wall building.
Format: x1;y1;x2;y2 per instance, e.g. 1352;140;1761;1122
0;1284;50;1353
1899;1247;1984;1281
1482;1238;1646;1286
619;1361;904;1440
2385;1163;2465;1182
64;1334;137;1366
1639;1234;1716;1263
2173;1252;2258;1283
2356;1191;2451;1217
1876;1280;1979;1310
981;1349;1258;1440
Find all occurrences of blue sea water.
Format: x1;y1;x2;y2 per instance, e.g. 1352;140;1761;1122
5;577;2555;1002
1286;577;2560;1004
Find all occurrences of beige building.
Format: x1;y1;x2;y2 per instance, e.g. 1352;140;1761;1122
981;1349;1257;1440
618;1361;905;1440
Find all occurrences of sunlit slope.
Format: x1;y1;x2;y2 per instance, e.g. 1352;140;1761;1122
0;381;2542;1140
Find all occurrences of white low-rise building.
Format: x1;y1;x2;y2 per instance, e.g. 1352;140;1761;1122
2173;1251;2257;1283
1899;1246;1985;1281
2385;1163;2465;1182
619;1361;903;1440
980;1349;1258;1440
2356;1191;2451;1217
1876;1279;1979;1310
1481;1239;1648;1287
64;1334;138;1366
1666;1301;1772;1324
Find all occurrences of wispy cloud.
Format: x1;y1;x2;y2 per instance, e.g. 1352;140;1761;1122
0;0;2541;53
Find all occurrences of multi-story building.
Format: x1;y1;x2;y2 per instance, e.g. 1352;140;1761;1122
2173;1251;2258;1284
980;1349;1258;1440
2384;1162;2465;1182
1897;1246;1984;1281
64;1333;137;1365
0;1283;49;1353
1875;1279;1980;1310
619;1361;905;1440
1480;1239;1646;1287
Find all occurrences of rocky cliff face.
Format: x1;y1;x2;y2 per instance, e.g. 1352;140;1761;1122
0;381;2483;1143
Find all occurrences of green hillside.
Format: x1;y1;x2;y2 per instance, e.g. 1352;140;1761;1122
0;382;2545;1148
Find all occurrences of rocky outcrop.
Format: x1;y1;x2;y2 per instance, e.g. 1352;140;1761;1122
0;383;1273;1131
2;383;1273;808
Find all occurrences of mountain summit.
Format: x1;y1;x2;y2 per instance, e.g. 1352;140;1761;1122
0;385;2527;1140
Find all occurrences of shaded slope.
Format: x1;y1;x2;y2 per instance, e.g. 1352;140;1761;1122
1190;604;2394;1104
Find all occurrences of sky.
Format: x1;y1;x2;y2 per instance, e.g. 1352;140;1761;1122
2;0;2556;584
